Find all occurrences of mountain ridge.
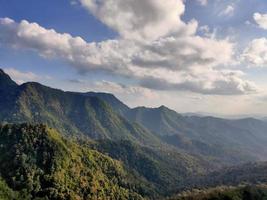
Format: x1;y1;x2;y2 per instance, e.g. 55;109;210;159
0;70;161;146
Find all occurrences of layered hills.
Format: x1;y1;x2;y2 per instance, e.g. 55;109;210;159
1;69;267;199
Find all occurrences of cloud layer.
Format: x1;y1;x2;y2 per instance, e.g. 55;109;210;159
0;0;258;95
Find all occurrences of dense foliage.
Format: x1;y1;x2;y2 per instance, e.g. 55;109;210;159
0;123;147;200
190;162;267;190
93;140;208;196
170;185;267;200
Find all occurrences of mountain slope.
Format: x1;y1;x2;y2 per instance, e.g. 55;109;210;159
92;139;210;196
85;92;130;115
124;106;267;162
196;162;267;188
79;90;267;164
0;70;160;145
0;123;150;200
0;69;17;90
125;106;184;137
168;161;267;194
170;185;267;200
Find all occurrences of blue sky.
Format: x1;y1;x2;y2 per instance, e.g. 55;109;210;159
1;0;267;115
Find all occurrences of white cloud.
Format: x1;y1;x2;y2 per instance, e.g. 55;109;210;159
3;68;40;84
65;79;158;103
138;69;258;95
79;0;196;41
0;10;258;96
254;12;267;30
219;5;235;17
242;38;267;67
92;81;158;99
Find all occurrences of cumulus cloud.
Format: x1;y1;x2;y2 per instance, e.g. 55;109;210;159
93;81;157;98
254;12;267;30
0;3;258;96
79;0;196;41
66;79;158;100
132;35;234;70
242;38;267;67
138;69;257;95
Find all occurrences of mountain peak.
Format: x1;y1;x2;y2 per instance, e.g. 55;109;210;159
0;68;17;89
85;91;130;114
158;105;173;113
159;105;168;110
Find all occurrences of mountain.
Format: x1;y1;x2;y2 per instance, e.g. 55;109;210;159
0;69;17;91
122;106;267;162
125;106;184;137
0;70;161;146
85;92;130;115
82;94;267;162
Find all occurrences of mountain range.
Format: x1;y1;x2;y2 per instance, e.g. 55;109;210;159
1;68;267;199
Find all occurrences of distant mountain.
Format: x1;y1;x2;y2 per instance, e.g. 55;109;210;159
85;92;130;115
0;69;17;91
76;89;267;165
125;106;184;136
0;70;160;145
123;106;267;162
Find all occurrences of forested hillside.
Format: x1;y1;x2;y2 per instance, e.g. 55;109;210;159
0;123;148;200
170;185;267;200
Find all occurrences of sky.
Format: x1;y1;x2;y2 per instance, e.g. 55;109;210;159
1;0;267;115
